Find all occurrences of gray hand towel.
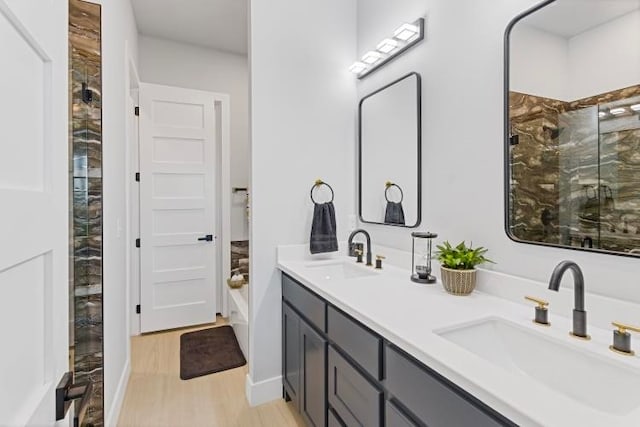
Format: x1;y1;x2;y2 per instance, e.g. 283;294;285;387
310;202;338;254
385;202;405;225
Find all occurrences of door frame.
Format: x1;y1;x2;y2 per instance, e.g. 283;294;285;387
125;44;139;338
128;82;231;336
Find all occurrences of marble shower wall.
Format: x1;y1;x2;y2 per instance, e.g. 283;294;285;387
69;1;103;425
509;85;640;254
231;240;249;281
509;92;564;244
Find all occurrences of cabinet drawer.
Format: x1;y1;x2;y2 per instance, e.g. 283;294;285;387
327;306;381;380
384;345;514;427
282;273;326;332
328;408;344;427
328;346;382;427
386;400;419;427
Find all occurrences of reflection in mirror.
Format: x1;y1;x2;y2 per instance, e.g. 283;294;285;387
360;72;421;227
506;0;640;256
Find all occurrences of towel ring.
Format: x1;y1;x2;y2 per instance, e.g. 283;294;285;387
310;179;335;204
385;182;404;203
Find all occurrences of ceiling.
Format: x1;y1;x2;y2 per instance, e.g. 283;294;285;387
131;0;248;55
523;0;640;38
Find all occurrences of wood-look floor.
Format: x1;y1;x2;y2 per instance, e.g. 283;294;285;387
118;317;304;427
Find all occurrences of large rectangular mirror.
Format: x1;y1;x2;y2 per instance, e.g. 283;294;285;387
505;0;640;257
359;72;422;227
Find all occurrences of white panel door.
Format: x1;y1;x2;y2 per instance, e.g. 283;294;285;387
139;83;217;333
0;0;68;426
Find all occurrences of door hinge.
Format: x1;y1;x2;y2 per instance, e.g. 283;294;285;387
509;134;520;146
135;172;140;182
134;106;140;116
81;82;93;104
135;238;140;248
136;304;141;314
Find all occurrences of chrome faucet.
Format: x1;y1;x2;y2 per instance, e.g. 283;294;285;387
548;261;589;339
348;229;372;266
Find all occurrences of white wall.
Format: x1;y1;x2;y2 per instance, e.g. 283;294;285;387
355;0;640;304
92;0;139;424
568;9;640;100
249;0;357;405
137;35;250;241
510;10;640;101
510;24;569;100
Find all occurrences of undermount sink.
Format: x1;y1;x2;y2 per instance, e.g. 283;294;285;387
304;260;377;281
437;317;640;415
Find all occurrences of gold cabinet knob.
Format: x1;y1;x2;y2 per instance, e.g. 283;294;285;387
524;296;550;325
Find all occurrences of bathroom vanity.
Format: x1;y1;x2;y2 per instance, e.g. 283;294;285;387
281;272;514;427
278;244;640;427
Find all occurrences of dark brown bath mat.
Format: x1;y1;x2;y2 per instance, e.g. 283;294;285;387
180;325;246;380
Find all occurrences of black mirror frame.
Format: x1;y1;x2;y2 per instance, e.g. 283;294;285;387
503;0;639;258
358;72;422;228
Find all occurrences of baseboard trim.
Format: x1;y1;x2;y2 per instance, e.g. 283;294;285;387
245;373;282;407
105;359;131;426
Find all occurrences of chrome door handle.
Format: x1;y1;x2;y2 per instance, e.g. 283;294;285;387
198;234;214;242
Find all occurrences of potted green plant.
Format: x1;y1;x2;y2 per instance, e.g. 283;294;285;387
435;241;493;296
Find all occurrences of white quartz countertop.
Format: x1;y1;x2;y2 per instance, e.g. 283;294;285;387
277;246;640;427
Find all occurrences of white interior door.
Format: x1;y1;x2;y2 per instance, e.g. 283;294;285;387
139;83;217;333
0;0;68;425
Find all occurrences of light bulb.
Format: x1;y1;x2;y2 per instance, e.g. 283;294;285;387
376;38;399;54
361;51;383;65
348;61;368;74
393;23;420;41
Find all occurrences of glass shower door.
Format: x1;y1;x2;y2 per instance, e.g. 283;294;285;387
557;105;600;249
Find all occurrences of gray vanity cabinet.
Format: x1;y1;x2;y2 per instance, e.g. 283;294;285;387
282;303;327;427
385;344;514;427
385;400;419;427
282;277;327;427
282;303;301;408
282;273;515;427
300;321;327;427
327;306;382;380
327;346;383;426
327;408;343;427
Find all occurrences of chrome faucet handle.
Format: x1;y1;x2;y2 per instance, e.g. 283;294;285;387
610;321;640;356
524;296;550;326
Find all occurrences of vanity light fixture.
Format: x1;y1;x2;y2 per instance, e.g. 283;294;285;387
377;38;399;54
362;51;383;65
610;107;627;115
350;17;425;79
630;104;640;112
394;22;420;41
349;61;369;74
